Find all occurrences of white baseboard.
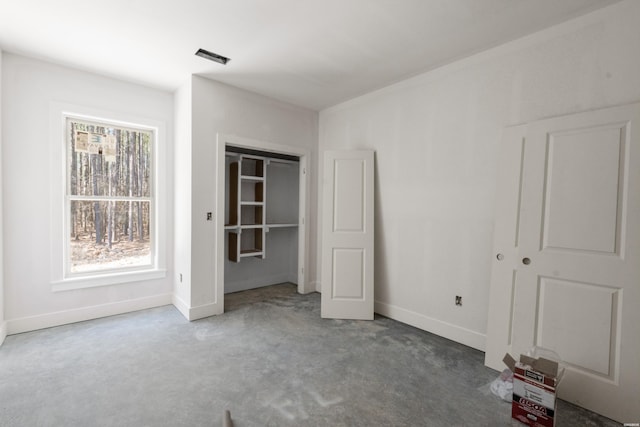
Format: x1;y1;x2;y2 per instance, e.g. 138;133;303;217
0;321;7;346
7;293;173;335
224;273;291;294
172;294;222;321
172;294;190;320
298;280;317;294
189;302;223;320
311;280;321;293
374;300;486;351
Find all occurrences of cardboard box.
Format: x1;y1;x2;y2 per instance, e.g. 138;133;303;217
504;353;564;427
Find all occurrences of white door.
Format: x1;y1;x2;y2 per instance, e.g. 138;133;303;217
485;103;640;422
321;150;374;320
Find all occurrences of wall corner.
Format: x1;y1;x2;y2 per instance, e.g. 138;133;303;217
0;322;7;346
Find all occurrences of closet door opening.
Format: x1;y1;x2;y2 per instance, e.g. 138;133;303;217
215;135;310;310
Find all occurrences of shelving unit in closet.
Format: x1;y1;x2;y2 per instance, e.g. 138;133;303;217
225;151;299;263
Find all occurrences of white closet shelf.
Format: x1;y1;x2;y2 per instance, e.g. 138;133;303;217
240;249;262;257
225;223;297;231
226;151;299;263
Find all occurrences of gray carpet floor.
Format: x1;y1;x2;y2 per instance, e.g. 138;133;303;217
0;283;620;426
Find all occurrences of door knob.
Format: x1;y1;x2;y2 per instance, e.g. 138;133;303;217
496;253;504;261
522;257;531;265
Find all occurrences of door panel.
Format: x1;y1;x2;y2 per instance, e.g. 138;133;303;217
537;278;616;378
485;103;640;422
542;125;624;253
321;150;374;320
333;159;366;232
332;248;365;299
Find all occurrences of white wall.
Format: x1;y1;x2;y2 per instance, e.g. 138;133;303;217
172;80;192;313
2;53;175;333
318;0;640;350
0;50;5;345
182;76;317;315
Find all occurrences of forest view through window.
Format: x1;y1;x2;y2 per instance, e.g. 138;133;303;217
66;117;154;275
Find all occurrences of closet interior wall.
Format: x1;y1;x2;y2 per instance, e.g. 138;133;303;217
224;151;299;294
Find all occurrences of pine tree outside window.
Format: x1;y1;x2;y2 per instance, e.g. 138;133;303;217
65;117;155;276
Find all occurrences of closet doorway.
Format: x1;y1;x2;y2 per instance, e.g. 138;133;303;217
215;134;311;306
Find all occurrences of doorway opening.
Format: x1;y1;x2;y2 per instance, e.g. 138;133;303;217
215;134;310;311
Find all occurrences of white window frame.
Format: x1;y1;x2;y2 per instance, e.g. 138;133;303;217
50;103;166;291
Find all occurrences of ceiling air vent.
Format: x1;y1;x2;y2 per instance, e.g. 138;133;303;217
195;48;230;65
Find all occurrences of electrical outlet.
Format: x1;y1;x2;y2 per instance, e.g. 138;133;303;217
455;295;462;306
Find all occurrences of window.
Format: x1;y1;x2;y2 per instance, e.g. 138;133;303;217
65;117;156;276
50;104;167;291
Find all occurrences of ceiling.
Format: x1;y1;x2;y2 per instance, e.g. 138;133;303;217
0;0;621;111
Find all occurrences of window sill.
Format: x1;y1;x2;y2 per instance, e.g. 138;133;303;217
52;268;167;292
